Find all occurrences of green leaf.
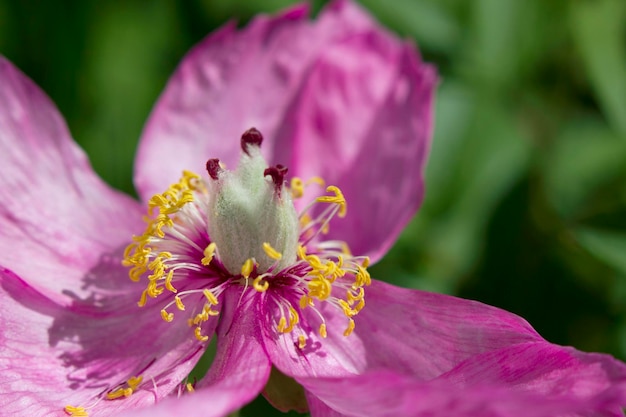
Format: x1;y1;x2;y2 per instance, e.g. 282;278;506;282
574;227;626;275
358;0;460;53
78;0;180;194
570;0;626;136
377;84;533;291
543;118;626;217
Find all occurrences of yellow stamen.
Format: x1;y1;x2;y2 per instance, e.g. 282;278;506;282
186;383;195;392
123;171;202;310
174;295;186;311
319;323;327;338
290;177;304;199
347;287;365;305
355;265;371;287
201;242;217;266
306;176;325;187
161;309;174;322
299;295;312;309
315;186;347;218
262;242;282;260
343;319;355;337
164;270;176;293
298;335;307;349
252;276;269;292
279;306;300;333
137;289;148;307
195;327;209;342
241;258;255;278
338;299;358;318
291;176;325;199
64;405;88;416
297;245;308;260
107;377;141;401
288;306;299;328
127;376;143;390
202;289;219;305
299;213;312;228
277;316;287;333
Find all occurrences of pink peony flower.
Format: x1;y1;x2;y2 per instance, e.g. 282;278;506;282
0;1;625;417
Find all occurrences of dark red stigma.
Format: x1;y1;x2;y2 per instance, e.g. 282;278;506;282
206;158;222;180
264;164;288;196
241;127;263;155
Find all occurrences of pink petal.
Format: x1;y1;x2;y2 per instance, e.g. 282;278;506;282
437;342;626;414
126;286;272;417
0;56;144;303
134;2;434;263
135;2;305;199
349;280;543;379
0;266;211;416
277;38;436;263
262;297;366;379
302;370;597;417
135;0;379;200
264;279;541;380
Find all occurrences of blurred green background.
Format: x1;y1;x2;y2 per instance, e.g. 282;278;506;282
2;0;626;415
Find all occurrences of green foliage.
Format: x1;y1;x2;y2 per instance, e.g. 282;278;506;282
2;0;625;415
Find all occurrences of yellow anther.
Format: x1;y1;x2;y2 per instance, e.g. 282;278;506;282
291;176;326;199
290;177;305;199
127;376;143;390
299;294;311;308
298;335;307;349
316;186;347;218
252;276;269;292
306;255;324;270
343;319;355;337
308;276;332;300
299;213;312;228
174;295;186;311
362;257;370;268
186;382;195;392
202;289;219;305
164;270;177;293
106;387;133;400
137;289;148;307
146;281;163;298
338;299;358;318
262;242;282;260
297;245;308;260
306;176;326;187
64;405;89;417
123;171;204;320
161;309;174;322
319;323;327;338
181;170;201;190
288;306;299;328
191;310;209;326
201;242;217;266
195;327;209;342
277;317;287;333
128;266;146;283
347;287;365;305
241;258;255;278
355;265;371;287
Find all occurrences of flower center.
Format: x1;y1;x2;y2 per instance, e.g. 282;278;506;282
122;128;371;349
